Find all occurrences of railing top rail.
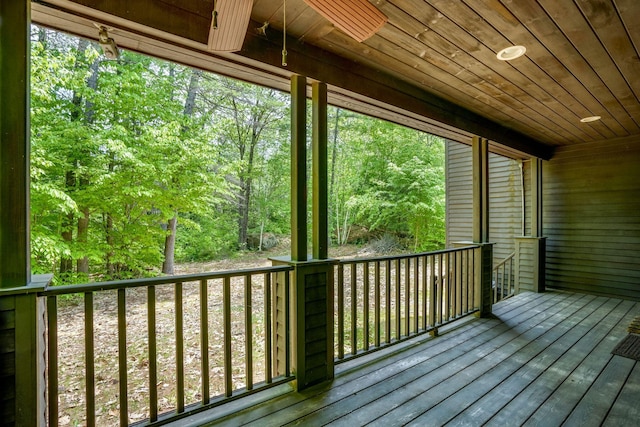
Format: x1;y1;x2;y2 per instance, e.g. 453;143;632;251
493;252;516;270
40;264;294;296
337;245;480;265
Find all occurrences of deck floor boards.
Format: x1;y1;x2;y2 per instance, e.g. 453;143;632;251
187;291;639;427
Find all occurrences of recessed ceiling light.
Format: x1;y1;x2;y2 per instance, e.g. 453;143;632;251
496;45;526;61
580;116;602;123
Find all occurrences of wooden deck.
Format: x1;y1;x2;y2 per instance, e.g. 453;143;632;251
176;291;640;427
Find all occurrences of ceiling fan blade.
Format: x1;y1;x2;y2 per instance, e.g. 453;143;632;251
207;0;254;52
303;0;387;43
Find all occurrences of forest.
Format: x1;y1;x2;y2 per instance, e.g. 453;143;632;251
30;26;446;284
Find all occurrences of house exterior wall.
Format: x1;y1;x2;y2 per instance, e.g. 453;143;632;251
543;137;640;300
445;140;524;263
445;141;473;245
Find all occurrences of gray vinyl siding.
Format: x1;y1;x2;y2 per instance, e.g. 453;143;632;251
488;153;522;260
445;141;524;263
523;160;532;237
543;137;640;300
445;141;473;245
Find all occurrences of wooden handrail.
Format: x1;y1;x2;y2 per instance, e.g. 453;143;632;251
493;252;515;270
40;265;293;295
337;245;480;265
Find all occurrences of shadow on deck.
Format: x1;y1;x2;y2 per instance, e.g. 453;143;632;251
173;291;640;427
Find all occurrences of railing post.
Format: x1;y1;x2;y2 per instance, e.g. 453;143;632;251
475;243;494;317
270;75;335;390
290;74;307;262
515;158;546;294
515;237;546;293
271;258;336;390
0;277;50;427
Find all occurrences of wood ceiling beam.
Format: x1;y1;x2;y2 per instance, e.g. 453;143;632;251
63;0;212;43
239;22;554;160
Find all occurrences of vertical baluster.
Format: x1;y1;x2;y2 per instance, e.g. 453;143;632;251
84;292;95;427
491;269;500;304
495;265;500;303
470;250;474;310
455;251;460;317
363;262;370;352
500;262;507;300
447;252;452;319
429;256;436;329
395;259;401;341
462;251;468;313
385;260;391;344
460;251;465;315
200;280;210;402
438;254;443;324
404;258;410;336
416;257;420;334
462;251;467;312
117;288;128;426
468;250;473;311
447;252;457;320
224;277;233;394
175;282;185;412
374;262;381;348
421;256;427;331
337;264;344;359
47;296;59;427
509;257;514;297
350;263;357;355
500;264;504;301
148;286;158;422
507;261;511;297
284;271;291;377
459;251;464;310
244;275;253;390
264;274;272;384
443;253;447;321
471;249;476;310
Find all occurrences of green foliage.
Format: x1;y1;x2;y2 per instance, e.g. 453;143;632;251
328;108;446;251
30;26;446;284
175;213;237;262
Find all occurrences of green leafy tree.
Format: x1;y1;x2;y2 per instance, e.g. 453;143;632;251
329;108;446;251
211;78;289;249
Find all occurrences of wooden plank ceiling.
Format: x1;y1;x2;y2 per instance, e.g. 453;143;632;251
31;0;640;159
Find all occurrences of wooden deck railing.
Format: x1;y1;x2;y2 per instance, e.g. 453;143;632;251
334;246;480;363
492;252;515;304
42;265;294;427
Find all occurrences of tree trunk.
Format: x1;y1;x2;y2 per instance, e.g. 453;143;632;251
60;169;76;275
259;221;264;252
162;214;178;275
37;26;47;44
181;68;202;133
83;58;100;124
60;213;74;274
61;39;91;277
76;60;99;275
105;212;115;276
329;108;340;243
237;180;251;249
76;206;89;274
159;68;202;270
